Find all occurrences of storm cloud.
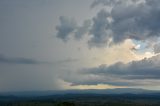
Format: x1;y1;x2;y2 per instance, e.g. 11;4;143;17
85;55;160;79
63;54;160;87
56;0;160;47
88;9;111;47
89;0;160;46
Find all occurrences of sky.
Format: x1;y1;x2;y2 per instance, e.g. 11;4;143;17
1;0;160;92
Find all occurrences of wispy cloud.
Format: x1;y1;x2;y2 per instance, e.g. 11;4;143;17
0;54;79;65
0;54;45;64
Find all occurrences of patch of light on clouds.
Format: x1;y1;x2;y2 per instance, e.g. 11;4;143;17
132;40;153;54
135;44;141;50
64;81;127;90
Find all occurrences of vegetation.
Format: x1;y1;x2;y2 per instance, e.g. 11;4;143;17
1;94;160;106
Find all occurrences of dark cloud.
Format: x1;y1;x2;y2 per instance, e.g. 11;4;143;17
85;55;160;80
0;54;79;65
90;0;160;46
56;16;77;41
0;54;44;64
63;55;160;86
154;43;160;53
88;9;112;47
56;0;160;47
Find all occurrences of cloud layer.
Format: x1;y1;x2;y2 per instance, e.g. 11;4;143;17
62;54;160;87
0;54;43;64
85;55;160;80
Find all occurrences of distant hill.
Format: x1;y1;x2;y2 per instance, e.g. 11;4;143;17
0;88;159;97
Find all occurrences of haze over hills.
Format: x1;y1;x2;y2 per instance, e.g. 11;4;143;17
0;88;159;97
1;88;160;106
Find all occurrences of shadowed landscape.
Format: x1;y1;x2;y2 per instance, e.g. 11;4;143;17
1;94;160;106
1;89;160;106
